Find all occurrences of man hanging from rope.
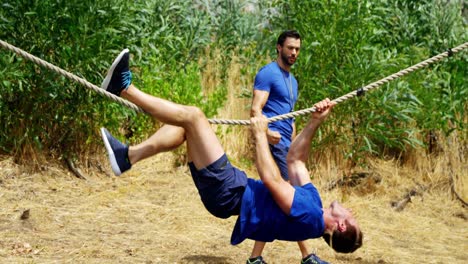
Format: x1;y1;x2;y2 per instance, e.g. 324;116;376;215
99;49;363;257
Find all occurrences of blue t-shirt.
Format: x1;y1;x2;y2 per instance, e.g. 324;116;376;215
254;62;298;147
230;179;325;245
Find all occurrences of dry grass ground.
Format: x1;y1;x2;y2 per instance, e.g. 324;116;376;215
0;150;466;264
1;52;466;263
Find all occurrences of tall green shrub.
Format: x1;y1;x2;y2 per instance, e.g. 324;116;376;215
270;0;466;165
0;0;136;160
0;0;270;165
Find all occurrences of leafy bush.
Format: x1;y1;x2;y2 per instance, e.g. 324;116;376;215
0;0;134;160
0;0;465;170
272;0;466;165
0;0;268;164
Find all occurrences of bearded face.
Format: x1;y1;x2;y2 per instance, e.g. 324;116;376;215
277;37;301;67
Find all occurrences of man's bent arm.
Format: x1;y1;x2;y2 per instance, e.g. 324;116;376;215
251;116;295;214
287;118;323;187
292;121;297;141
251;90;269;118
252;89;282;145
288;99;336;187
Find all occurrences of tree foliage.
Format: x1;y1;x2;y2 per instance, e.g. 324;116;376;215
0;0;466;168
0;0;268;160
272;0;467;164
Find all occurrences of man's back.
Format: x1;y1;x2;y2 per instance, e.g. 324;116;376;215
231;178;325;245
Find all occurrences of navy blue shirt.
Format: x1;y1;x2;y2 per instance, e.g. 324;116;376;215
231;179;325;245
254;62;298;147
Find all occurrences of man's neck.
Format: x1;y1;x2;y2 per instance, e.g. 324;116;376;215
276;57;290;72
322;209;334;233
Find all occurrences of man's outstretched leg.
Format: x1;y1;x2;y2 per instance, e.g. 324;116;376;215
100;49;224;175
100;124;185;175
100;49;248;222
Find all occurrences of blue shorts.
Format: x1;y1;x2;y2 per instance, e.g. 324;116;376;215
269;144;289;181
189;154;248;219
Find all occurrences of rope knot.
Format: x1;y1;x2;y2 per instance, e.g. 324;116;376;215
447;48;453;57
356;87;365;97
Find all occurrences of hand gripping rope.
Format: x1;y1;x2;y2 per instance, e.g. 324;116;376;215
0;39;467;125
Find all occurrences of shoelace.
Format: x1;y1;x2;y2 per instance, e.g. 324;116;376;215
247;256;267;264
301;254;328;264
121;70;132;89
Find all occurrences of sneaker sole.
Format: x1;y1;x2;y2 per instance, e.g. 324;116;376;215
100;127;122;176
101;48;130;92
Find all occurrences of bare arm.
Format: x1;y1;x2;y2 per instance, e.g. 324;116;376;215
288;99;336;187
251;89;269;118
251;90;282;144
251;115;295;214
291;121;296;141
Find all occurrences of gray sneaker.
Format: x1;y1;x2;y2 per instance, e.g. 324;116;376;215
101;49;132;96
246;256;267;264
100;127;131;176
301;254;329;264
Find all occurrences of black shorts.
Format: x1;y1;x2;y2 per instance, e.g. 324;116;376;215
189;154;248;219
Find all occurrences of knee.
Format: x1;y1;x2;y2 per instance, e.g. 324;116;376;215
182;106;206;123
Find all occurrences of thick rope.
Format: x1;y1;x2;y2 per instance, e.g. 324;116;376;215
1;39;466;125
211;42;468;125
0;39;144;113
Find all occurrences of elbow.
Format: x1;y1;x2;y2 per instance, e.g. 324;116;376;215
262;175;280;189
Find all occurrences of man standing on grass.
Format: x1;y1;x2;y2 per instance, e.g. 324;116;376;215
250;30;328;264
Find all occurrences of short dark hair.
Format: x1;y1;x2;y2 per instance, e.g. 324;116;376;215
276;30;301;53
322;224;363;253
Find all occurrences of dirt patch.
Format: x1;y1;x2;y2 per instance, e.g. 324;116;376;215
0;154;466;263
